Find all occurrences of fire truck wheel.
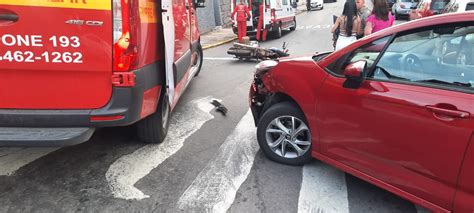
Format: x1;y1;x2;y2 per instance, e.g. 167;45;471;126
137;90;170;144
274;23;282;39
193;43;204;77
290;18;296;31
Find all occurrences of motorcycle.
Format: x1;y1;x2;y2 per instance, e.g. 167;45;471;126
227;41;290;61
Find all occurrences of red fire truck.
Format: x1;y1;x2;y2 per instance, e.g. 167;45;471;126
0;0;205;146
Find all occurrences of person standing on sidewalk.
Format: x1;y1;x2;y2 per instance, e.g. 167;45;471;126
356;0;371;38
364;0;394;36
332;0;361;50
231;0;251;43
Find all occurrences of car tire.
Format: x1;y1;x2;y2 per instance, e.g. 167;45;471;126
273;23;282;39
137;90;170;144
257;102;312;165
289;18;296;31
193;43;204;77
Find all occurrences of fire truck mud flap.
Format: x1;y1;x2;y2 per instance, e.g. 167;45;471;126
0;127;95;147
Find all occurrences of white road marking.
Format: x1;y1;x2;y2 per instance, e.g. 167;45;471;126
298;162;350;213
177;110;258;213
0;147;59;176
294;25;333;30
106;96;217;200
204;57;237;61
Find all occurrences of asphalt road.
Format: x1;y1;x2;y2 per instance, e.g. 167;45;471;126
0;2;426;213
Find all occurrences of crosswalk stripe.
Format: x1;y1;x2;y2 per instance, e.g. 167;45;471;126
294;25;333;30
0;147;59;176
177;110;258;213
298;162;350;213
105;96;217;200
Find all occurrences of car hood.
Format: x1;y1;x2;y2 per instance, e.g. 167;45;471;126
268;54;323;75
278;55;314;63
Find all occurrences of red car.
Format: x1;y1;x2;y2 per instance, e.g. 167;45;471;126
250;12;474;212
0;0;204;146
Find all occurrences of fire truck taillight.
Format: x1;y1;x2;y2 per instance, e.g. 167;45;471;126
113;0;140;72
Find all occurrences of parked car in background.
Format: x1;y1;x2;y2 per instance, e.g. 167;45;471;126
443;0;474;13
309;0;324;10
250;12;474;213
392;0;419;19
409;0;449;19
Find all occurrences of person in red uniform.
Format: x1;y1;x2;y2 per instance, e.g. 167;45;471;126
231;0;251;43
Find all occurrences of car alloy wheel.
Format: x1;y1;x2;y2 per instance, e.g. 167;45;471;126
257;102;312;165
265;116;311;158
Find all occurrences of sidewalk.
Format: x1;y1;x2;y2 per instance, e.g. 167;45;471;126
201;4;308;50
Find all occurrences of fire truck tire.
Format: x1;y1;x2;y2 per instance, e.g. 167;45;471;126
136;90;170;144
193;43;204;77
274;23;282;39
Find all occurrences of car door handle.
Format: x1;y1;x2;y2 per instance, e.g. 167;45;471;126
0;14;18;21
0;8;19;26
426;105;470;118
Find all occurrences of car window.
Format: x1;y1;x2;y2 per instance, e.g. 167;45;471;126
282;0;288;5
466;3;474;10
430;0;449;10
325;36;391;76
370;24;474;92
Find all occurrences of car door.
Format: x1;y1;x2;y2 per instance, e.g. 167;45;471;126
318;23;474;210
162;0;192;106
280;0;291;28
172;0;192;102
454;135;474;212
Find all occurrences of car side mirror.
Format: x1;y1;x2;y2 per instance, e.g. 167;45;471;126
343;60;367;89
194;0;206;8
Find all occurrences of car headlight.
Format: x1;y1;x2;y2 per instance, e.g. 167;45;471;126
255;60;278;77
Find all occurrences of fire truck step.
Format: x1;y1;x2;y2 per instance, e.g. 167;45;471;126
0;127;95;147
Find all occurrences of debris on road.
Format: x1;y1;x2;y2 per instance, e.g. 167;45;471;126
211;100;228;116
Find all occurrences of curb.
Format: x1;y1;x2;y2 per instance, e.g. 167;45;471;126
202;37;238;50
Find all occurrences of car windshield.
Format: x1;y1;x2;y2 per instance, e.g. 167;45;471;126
430;0;449;10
